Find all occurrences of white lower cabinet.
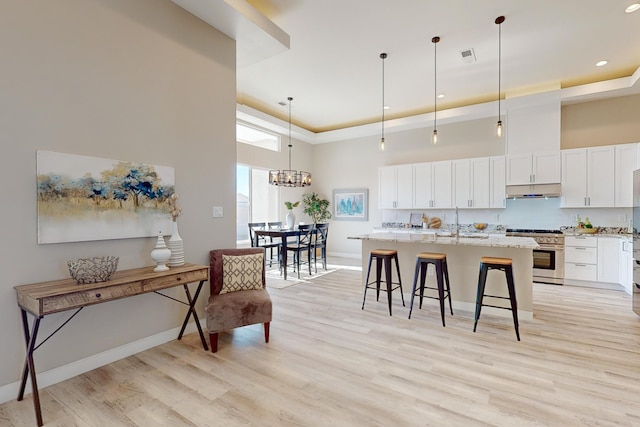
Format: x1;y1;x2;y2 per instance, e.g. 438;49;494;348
564;236;597;282
597;237;620;284
564;236;627;287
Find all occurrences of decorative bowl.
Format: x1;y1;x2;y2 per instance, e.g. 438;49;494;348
474;223;488;230
67;256;119;284
576;227;599;234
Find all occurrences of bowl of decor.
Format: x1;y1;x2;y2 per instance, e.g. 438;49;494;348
67;256;119;284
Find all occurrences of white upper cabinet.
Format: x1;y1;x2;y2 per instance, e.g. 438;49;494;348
561;146;615;207
414;161;452;209
453;157;490;209
506;151;561;185
379;164;413;209
490;156;506;208
614;143;639;207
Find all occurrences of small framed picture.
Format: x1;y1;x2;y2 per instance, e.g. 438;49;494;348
332;188;368;221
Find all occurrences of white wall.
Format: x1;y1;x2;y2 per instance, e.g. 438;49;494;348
0;0;236;393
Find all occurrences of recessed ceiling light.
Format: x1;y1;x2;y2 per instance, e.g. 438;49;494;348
596;60;608;67
383;105;390;110
625;3;640;13
437;93;445;99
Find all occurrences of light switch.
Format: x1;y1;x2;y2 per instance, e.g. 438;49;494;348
213;206;223;218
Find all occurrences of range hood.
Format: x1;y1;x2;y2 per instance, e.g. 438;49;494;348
506;183;561;199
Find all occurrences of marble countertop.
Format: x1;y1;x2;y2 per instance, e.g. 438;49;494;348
349;233;539;249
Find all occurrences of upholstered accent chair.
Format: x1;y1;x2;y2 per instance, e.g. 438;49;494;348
206;248;272;353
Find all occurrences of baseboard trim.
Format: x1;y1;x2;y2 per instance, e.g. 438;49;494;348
0;320;207;405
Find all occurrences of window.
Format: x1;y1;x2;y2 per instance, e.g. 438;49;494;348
236;164;280;244
237;122;279;151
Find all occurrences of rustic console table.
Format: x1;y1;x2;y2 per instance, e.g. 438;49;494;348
14;263;209;426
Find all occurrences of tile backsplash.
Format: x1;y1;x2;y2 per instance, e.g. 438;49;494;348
381;197;632;231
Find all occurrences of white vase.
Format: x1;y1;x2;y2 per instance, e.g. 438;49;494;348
167;221;185;267
286;210;295;229
150;232;171;272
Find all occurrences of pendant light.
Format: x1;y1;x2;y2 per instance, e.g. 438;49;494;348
268;97;311;187
432;36;440;145
495;16;505;138
379;52;387;152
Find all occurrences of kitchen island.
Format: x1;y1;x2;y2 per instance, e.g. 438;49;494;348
349;232;539;320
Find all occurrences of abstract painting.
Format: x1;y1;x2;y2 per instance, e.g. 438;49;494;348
37;150;175;244
333;188;368;221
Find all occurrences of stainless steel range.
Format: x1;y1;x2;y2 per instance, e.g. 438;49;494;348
506;229;565;285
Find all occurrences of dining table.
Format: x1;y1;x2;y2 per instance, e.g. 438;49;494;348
253;227;305;280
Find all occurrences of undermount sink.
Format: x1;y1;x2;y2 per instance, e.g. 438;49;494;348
458;232;489;238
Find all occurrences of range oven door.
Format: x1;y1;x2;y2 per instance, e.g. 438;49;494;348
533;246;564;284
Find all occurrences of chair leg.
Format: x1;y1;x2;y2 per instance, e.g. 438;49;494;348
263;322;270;343
375;257;383;301
418;262;428;309
505;265;520;341
443;259;453;315
473;264;488;332
362;255;374;309
435;261;446;327
384;256;393;315
209;332;219;353
393;254;405;306
408;258;421;319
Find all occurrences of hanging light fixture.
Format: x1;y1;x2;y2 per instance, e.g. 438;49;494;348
431;36;440;144
268;97;311;187
495;15;505;138
379;52;387;152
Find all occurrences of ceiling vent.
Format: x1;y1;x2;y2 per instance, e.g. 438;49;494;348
459;48;476;63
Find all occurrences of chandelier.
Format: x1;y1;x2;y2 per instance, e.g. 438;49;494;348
268;97;311;187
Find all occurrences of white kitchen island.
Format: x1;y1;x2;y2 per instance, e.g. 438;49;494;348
349;233;539;320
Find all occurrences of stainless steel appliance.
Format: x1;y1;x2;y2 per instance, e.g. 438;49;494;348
506;229;565;285
633;170;640;316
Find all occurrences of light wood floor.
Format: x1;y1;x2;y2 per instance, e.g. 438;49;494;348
2;258;640;426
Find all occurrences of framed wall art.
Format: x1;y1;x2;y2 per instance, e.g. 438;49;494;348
332;188;368;221
36;150;175;244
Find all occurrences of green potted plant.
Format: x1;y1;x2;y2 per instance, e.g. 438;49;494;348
302;192;332;225
284;201;299;229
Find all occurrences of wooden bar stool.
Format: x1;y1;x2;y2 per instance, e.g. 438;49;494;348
473;256;520;340
361;249;405;316
408;252;453;326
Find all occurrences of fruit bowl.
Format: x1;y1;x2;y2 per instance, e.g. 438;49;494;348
576;228;599;235
67;256;119;284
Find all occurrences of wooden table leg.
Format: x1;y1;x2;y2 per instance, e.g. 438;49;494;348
177;280;208;351
18;309;43;427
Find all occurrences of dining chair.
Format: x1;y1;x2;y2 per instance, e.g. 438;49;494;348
267;221;284;269
312;223;329;273
248;222;280;267
285;224;314;279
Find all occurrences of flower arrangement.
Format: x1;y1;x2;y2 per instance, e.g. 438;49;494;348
284;201;299;210
167;193;182;222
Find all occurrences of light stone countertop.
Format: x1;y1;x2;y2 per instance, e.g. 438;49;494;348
349;233;539;249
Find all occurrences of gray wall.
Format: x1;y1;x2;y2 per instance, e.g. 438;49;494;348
0;0;236;390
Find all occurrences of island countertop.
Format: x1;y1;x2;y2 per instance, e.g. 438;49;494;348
349;233;539;249
351;232;538;321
